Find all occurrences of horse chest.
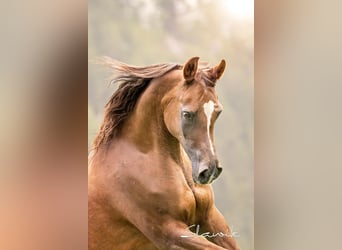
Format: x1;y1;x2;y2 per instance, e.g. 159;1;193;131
190;185;214;220
172;185;213;229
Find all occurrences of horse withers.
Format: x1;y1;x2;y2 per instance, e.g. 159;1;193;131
88;57;240;250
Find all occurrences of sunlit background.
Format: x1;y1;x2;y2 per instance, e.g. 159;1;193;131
89;0;254;249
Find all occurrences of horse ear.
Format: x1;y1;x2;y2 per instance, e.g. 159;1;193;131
214;59;226;80
183;57;199;82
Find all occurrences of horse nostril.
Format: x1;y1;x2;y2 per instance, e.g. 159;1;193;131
197;166;222;184
216;167;222;176
198;169;209;183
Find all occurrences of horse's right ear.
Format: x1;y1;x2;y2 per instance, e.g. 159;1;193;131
183;57;199;82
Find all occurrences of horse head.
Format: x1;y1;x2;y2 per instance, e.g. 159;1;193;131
163;57;226;184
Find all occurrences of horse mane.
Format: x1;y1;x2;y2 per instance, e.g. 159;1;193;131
92;57;181;149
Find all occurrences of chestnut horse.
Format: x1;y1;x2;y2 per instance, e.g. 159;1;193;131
88;57;239;250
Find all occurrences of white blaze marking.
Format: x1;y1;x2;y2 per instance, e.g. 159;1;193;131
203;100;215;154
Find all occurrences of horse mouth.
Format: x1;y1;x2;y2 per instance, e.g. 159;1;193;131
197;167;222;184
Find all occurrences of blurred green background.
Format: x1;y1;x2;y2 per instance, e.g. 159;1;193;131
88;0;253;248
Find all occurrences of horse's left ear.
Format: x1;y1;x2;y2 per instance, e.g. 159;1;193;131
214;59;226;80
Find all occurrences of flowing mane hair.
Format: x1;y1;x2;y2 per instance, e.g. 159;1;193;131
92;57;181;149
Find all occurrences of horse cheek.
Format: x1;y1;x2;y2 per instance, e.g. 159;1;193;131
164;109;181;140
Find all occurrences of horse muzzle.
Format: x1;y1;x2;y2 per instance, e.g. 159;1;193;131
196;164;222;184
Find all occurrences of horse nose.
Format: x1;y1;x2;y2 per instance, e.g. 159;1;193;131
198;163;222;184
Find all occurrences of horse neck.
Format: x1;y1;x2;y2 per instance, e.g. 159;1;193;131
120;75;182;162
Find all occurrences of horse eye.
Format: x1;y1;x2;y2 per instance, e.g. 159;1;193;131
182;111;193;120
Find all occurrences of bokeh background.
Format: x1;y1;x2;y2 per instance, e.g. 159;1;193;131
88;0;254;249
0;1;87;249
255;1;342;249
